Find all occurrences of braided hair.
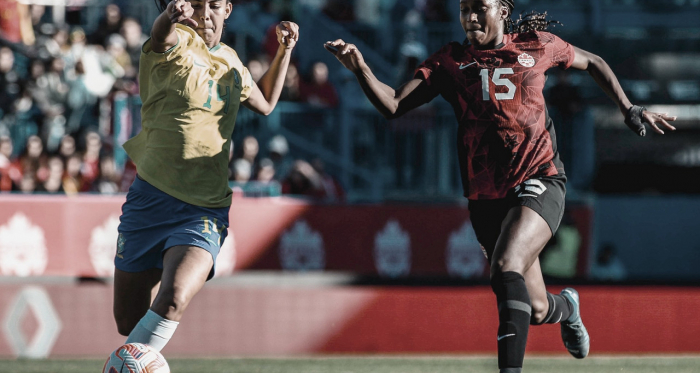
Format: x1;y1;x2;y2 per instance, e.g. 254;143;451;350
500;0;561;34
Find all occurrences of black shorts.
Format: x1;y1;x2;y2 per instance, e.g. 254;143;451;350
467;174;566;260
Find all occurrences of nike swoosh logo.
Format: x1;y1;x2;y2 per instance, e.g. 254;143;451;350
193;60;208;68
497;334;516;341
459;61;477;70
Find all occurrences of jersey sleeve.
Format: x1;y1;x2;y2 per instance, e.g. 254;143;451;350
239;66;253;102
140;24;196;65
539;32;575;69
414;44;452;89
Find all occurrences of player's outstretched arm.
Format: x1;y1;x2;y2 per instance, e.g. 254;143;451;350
151;0;197;53
243;21;299;116
324;39;438;119
570;46;676;136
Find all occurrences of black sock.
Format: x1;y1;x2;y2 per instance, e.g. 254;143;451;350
491;271;531;371
536;292;573;324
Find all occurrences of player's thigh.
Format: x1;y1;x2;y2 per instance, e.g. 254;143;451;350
491;175;566;275
113;267;162;332
151;245;213;318
491;205;552;275
468;198;511;261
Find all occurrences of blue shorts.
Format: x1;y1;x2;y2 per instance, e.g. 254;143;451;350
116;176;230;280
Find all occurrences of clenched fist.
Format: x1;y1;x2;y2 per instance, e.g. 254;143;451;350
166;0;197;28
276;21;299;50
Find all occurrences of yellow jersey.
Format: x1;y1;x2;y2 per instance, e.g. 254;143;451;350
124;24;253;207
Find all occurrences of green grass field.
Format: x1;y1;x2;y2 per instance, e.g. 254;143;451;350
2;355;700;373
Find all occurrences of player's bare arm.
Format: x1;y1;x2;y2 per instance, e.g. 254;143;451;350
325;39;438;119
570;46;677;135
151;0;198;53
243;21;299;116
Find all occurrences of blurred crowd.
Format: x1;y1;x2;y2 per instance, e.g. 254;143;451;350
1;3;145;195
228;134;344;202
0;1;343;201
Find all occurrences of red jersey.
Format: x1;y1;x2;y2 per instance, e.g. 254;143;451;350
415;31;575;200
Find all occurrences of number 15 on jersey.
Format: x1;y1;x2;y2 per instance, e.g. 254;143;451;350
480;68;516;101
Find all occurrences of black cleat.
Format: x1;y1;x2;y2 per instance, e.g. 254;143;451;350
560;288;590;358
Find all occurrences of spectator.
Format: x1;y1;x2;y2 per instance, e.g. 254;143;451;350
36;155;64;193
29;4;46;31
106;33;132;79
0;135;14;191
80;131;102;191
89;4;124;47
93;154;121;194
4;83;43;157
268;134;292;181
17;134;48;183
281;160;324;198
299;61;339;108
58;134;76;161
120;18;148;70
589;243;628;282
311;158;345;202
0;46;20;116
280;63;301;102
34;57;69;113
232;158;253;183
43;26;70;58
247;57;268;83
255;157;276;183
62;153;83;194
65;27;88;70
18;172;36;193
65;60;94;133
241;135;259;167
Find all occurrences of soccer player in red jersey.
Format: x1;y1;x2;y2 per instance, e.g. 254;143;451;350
326;0;676;372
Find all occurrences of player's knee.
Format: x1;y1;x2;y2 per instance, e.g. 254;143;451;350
151;288;190;321
490;258;525;279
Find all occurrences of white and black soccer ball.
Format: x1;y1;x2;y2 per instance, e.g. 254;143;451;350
102;343;170;373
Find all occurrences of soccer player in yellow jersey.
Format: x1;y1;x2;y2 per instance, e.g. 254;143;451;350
111;0;299;351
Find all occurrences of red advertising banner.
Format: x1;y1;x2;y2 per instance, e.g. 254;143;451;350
0;195;591;279
0;282;698;358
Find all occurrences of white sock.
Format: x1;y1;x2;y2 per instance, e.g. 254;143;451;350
125;309;179;351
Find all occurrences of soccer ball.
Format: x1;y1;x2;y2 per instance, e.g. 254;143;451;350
102;343;170;373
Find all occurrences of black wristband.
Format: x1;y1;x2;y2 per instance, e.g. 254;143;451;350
625;105;647;137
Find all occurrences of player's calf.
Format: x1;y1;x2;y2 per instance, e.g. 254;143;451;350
491;271;531;373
